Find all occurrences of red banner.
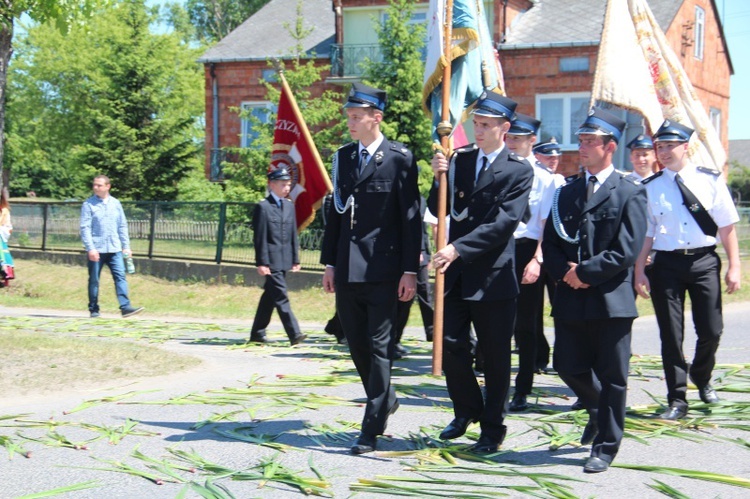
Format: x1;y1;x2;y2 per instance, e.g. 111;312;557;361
270;73;332;231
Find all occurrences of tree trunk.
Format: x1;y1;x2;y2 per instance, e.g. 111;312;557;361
0;18;14;194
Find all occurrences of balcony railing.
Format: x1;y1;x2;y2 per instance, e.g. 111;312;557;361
330;43;383;78
210;149;243;182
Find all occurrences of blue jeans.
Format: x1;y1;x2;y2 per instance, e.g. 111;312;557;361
88;253;131;312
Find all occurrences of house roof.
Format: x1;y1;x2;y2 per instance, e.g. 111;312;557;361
198;0;335;63
501;0;681;48
729;139;750;167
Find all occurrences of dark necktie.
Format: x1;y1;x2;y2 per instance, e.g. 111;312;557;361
586;176;597;201
675;173;717;236
359;149;370;177
475;156;490;186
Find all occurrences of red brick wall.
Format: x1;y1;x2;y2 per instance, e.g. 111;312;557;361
203;59;335;178
664;0;731;160
501;45;598;177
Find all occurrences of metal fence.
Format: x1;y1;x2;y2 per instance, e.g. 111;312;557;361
8;201;327;270
8;201;750;270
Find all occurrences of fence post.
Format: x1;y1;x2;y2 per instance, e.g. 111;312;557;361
148;202;157;258
41;203;49;251
215;202;227;264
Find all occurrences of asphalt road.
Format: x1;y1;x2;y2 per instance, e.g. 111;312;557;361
1;302;749;498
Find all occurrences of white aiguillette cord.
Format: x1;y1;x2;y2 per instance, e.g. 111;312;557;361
331;151;356;228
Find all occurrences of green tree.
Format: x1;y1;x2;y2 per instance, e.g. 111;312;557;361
185;0;270;43
728;159;750;205
360;0;434;196
0;0;106;194
6;0;204;200
221;0;345;207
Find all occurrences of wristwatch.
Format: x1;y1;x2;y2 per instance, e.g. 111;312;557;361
533;255;543;264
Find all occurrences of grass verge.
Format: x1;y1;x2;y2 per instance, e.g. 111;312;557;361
0;327;200;398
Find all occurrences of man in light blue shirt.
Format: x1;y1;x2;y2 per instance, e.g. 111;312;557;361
80;175;143;318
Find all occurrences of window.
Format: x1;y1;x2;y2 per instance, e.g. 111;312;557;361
709;107;721;139
536;93;591;149
694;6;705;60
240;102;275;148
559;57;589;73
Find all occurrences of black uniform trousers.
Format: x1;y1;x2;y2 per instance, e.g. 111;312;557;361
443;281;516;443
649;250;723;409
513;238;545;395
395;264;434;341
336;280;399;436
250;270;301;340
553;317;632;463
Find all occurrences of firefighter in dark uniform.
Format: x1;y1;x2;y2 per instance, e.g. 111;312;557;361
429;92;533;454
320;82;421;455
249;168;306;345
634;120;741;421
542;107;647;473
505;113;557;412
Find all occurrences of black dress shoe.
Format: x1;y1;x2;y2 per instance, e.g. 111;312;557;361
290;333;307;346
583;456;610;473
439;417;477;440
351;433;377;455
570;399;584;411
468;434;499;454
580;420;599;445
249;333;268;343
698;384;720;404
509;393;528;412
659;405;687;420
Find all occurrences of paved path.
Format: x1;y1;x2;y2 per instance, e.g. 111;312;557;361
1;303;749;498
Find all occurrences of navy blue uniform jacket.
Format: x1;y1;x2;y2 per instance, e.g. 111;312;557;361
542;173;647;320
320;138;421;283
253;195;299;272
428;145;533;301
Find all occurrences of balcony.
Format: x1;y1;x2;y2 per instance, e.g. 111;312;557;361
210;149;242;182
330;43;383;78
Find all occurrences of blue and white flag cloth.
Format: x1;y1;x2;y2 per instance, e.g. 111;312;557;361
422;0;504;142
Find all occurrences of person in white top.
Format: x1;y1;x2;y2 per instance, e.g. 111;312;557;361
506;113;557;411
533;139;565;185
634;120;741;421
626;134;658;182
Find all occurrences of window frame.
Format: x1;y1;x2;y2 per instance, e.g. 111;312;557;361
709;106;721;139
240;101;275;149
535;92;591;151
694;6;705;61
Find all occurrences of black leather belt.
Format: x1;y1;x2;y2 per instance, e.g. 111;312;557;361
515;237;538;245
659;245;716;256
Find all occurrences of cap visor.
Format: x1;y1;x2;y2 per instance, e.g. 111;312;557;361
653;135;687;142
576;127;611;136
343;101;373;109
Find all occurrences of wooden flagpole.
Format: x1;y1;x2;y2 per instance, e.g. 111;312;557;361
432;0;454;376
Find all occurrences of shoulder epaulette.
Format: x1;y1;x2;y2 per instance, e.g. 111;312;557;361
336;141;357;153
508;152;526;164
621;174;638;185
564;174;580;184
389;142;410;156
454;144;478;154
697;166;721;176
641;170;664;184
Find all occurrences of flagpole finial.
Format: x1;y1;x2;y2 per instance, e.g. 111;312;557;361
273;58;284;74
436;120;453;138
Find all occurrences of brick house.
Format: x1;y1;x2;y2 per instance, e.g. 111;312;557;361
200;0;733;179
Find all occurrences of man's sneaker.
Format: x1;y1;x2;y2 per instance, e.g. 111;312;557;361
90;311;101;318
121;306;144;318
